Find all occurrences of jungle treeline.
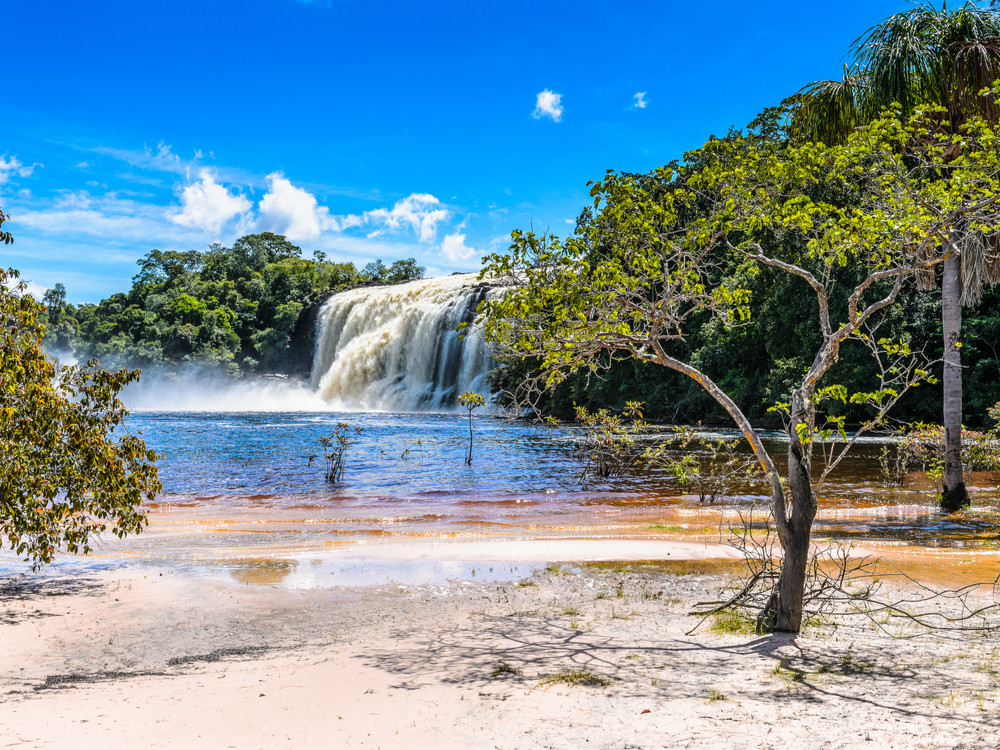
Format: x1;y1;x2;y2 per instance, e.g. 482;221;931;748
487;133;1000;430
490;274;1000;428
39;148;1000;430
40;232;424;375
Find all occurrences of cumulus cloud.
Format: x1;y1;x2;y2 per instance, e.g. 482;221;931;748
170;169;252;233
632;91;648;109
364;193;450;242
0;155;41;187
532;89;563;122
22;280;48;300
257;173;341;241
440;230;479;263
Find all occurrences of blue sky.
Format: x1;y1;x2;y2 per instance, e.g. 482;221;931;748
1;0;917;301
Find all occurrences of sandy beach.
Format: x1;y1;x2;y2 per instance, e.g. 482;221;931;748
3;540;999;750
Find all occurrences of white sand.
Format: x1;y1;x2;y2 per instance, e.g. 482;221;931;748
3;541;999;749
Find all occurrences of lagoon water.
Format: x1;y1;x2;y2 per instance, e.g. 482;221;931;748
8;277;999;584
2;405;997;588
109;410;1000;572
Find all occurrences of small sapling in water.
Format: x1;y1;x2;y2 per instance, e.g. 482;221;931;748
457;391;485;465
319;422;363;484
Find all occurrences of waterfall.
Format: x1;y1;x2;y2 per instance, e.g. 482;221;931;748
310;274;495;411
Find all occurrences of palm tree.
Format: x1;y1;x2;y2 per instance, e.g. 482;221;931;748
788;1;1000;511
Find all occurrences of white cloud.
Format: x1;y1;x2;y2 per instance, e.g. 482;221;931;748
364;193;449;242
93;141;261;190
2;274;47;300
440;231;478;263
632;91;648;109
0;155;41;187
22;280;48;300
92;141;186;175
74;161;91;169
532;89;563;122
257;173;339;241
9;190;224;264
170;169;252;233
53;191;94;210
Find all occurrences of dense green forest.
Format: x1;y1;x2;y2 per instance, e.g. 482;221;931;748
39;220;1000;428
489;267;1000;428
36;140;1000;430
487;127;1000;429
40;233;424;375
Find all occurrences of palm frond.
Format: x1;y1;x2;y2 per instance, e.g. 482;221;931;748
787;67;866;145
851;5;940;116
949;38;1000;122
960;230;1000;306
792;1;1000;301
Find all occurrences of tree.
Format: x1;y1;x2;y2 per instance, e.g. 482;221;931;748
42;283;66;316
231;233;302;273
479;110;1000;632
0;206;12;246
362;258;389;282
133;249;203;289
387;258;426;283
0;211;161;567
457;391;485;465
789;1;1000;511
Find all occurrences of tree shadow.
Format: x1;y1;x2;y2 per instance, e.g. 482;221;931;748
0;573;105;626
356;608;998;728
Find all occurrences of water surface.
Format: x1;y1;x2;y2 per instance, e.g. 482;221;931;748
113;411;1000;565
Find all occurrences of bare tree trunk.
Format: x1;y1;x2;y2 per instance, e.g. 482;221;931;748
757;391;818;634
941;250;969;512
466;410;474;466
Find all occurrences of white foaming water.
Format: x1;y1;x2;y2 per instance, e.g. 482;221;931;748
311;274;494;411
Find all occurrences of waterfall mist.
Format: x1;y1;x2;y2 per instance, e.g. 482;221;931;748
119;367;330;412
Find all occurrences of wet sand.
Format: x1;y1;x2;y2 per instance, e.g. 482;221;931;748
3;537;1000;749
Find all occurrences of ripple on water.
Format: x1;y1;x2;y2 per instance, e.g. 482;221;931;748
41;412;990;569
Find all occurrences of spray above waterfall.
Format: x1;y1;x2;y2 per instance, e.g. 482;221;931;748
310;274;496;411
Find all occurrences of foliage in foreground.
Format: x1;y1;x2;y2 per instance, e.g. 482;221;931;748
0;265;161;567
691;508;1000;640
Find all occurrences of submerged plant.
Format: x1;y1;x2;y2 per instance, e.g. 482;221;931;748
573;401;647;483
319;422;363;484
457;391;485;465
573;402;762;498
877;422;1000;495
655;424;762;503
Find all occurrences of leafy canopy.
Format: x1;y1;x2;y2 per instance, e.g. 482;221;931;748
68;234;426;374
0;267;161;567
480;105;1000;488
